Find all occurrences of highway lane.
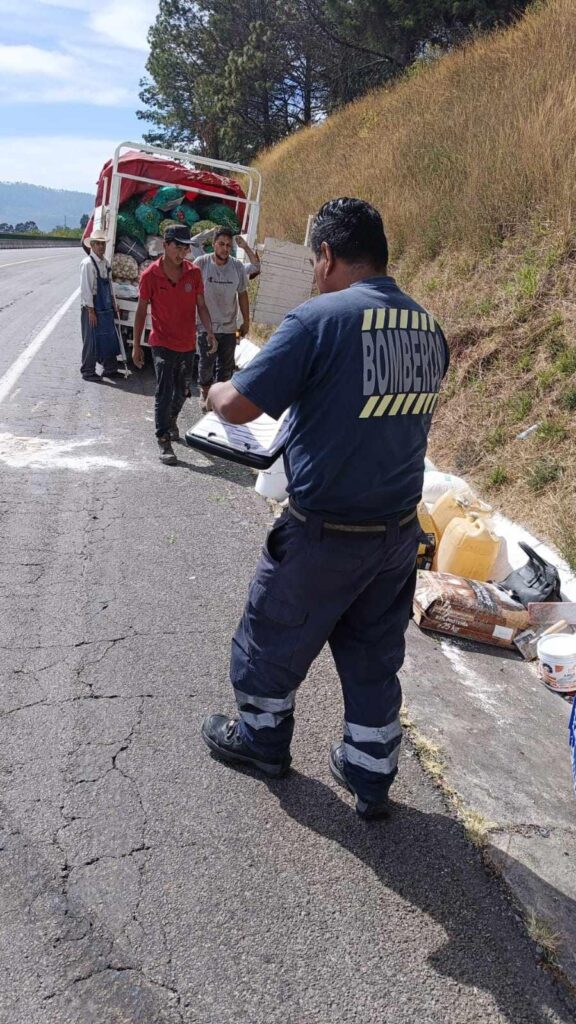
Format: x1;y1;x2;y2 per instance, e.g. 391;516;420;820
0;248;81;383
0;250;574;1024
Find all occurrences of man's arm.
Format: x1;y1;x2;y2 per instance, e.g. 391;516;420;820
80;260;97;326
196;293;217;353
238;290;250;338
235;235;259;269
132;297;148;369
208;381;262;424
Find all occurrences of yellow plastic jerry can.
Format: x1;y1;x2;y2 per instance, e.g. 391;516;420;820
430;488;492;539
435;513;501;582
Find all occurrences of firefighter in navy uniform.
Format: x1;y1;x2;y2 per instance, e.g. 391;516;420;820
201;198;449;820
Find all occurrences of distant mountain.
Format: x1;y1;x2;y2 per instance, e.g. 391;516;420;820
0;182;95;233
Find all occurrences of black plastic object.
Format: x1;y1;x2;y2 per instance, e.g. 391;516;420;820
185;410;288;470
185;429;284;469
496;542;562;606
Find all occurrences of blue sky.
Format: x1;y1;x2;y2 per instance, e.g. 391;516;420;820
0;0;160;192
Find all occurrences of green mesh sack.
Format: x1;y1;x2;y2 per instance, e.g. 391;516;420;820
116;211;146;244
135;203;162;235
170;201;200;227
120;195;139;215
200;202;241;232
190;219;217;236
159;218;175;236
152;186;185;211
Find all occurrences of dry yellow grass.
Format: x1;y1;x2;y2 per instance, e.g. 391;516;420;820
254;0;576;561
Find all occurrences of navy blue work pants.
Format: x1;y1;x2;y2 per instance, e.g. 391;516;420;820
230;508;420;803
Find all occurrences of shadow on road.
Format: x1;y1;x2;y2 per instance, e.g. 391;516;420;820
264;770;576;1024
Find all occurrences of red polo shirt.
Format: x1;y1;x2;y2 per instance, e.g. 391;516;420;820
139;258;204;352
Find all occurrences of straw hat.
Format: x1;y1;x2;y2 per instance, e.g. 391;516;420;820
86;229;108;246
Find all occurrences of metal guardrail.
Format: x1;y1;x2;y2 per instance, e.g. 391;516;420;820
0;234;82;249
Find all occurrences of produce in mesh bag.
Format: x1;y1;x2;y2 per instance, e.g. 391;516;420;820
113;281;139;299
159;218;175;236
135;203;162;235
146;235;164;257
111;253;139;282
190;219;217;236
120;196;139;214
152;186;185;211
171;201;200;226
115;235;149;264
116;211;146;244
199;202;241;232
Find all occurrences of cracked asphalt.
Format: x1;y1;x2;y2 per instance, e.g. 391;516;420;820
1;249;575;1024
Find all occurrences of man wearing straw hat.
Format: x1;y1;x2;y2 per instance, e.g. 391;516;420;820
80;229;123;381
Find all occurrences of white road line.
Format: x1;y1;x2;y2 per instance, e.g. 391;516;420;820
0;288;79;407
0;254;77;270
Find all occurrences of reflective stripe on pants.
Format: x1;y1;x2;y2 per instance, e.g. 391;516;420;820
230;509;419;803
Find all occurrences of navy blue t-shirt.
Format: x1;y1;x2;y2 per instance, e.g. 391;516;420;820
232;276;449;522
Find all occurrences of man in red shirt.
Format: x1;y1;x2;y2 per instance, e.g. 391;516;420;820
133;224;216;465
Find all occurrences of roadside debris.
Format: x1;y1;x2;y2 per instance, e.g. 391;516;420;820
413;571;528;648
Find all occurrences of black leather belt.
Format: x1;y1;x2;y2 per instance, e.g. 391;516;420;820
288;500;418;534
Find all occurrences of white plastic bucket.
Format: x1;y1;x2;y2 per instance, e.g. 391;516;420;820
537;634;576;693
255;456;288;502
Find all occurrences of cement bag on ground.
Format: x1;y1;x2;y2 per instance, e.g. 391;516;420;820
115;235;149;264
200;202;241;232
135;202;162;235
255;456;288;501
422;470;471;504
413;571;528;648
147;235;164;257
111;253;139;282
152;186;185;211
171;201;200;227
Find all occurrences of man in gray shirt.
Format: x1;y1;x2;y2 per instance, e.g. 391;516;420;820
194;226;250;410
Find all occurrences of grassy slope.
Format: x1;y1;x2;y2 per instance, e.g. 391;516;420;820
254;0;576;567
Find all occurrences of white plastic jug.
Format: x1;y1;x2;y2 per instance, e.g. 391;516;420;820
255;456;288;502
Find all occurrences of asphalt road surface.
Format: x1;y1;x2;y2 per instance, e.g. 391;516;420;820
0;249;574;1024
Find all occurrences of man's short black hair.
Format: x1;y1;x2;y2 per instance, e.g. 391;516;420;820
214;226;234;241
311;197;388;269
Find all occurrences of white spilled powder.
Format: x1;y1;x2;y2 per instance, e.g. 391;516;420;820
0;432;132;472
439;639;510;724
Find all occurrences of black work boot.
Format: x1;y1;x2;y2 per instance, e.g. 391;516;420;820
329;743;390;821
201;714;291;777
169;417;180;442
158;434;177;465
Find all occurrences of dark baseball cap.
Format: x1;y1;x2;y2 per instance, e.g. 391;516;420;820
163;224;192;246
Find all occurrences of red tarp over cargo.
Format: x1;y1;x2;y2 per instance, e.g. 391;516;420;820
82;150;247;247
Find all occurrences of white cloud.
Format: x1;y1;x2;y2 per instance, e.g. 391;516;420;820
0;2;160;105
0;136;126;191
89;1;158;52
0;43;75;77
